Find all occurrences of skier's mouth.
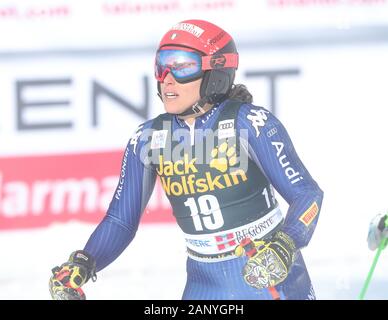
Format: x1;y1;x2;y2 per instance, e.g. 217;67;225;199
164;92;179;99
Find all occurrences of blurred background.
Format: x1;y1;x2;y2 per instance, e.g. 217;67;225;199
1;0;388;300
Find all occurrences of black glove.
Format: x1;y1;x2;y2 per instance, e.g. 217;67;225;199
235;231;296;290
49;250;97;300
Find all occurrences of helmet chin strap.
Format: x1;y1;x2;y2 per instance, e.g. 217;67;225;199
157;93;211;117
177;97;209;117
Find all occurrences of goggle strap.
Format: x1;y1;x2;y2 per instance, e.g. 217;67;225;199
202;53;239;70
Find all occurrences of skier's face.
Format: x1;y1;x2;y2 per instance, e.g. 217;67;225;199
160;72;202;115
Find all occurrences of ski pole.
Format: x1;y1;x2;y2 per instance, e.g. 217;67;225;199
358;216;388;300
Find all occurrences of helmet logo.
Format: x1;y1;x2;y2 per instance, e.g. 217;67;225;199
210;54;226;69
209;31;226;45
171;23;204;38
171;33;178;40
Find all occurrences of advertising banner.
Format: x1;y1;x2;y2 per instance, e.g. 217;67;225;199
1;0;387;51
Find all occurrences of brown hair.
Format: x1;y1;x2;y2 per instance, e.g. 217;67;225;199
227;84;253;104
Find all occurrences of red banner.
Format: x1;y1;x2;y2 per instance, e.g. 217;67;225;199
0;151;174;230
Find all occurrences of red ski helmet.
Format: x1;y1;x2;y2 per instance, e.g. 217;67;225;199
155;19;239;105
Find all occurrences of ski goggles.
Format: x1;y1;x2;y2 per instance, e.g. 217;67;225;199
155;49;238;84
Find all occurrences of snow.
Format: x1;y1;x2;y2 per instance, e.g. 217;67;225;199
1;221;387;300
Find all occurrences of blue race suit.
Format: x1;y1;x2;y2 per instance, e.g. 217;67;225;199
84;99;323;300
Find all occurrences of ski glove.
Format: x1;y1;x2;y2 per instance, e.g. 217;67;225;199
367;213;388;251
235;231;296;290
49;250;96;300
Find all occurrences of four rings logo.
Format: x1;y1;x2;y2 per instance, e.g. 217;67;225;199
218;119;235;139
210;54;226;68
267;127;277;138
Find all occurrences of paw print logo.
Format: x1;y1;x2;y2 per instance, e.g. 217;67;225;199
210;142;238;173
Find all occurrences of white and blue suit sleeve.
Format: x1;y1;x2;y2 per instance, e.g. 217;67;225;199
83;120;156;272
238;104;324;249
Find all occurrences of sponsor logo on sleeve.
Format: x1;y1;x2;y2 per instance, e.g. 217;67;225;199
266;127;277;138
299;202;319;226
115;147;129;200
271;141;303;184
129;124;143;155
247;109;269;137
